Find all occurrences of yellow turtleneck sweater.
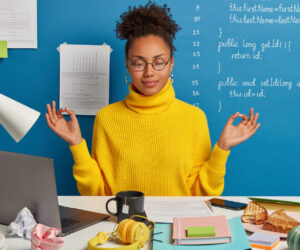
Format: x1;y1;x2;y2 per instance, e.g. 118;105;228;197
70;80;230;196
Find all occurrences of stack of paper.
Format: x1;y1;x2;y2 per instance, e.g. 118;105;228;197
152;217;251;250
248;232;280;250
173;215;231;245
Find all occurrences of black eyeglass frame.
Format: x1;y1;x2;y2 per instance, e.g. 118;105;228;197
128;57;172;72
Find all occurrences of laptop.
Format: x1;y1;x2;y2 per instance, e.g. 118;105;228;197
0;151;109;236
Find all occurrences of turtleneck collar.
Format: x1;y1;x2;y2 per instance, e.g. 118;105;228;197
125;79;175;114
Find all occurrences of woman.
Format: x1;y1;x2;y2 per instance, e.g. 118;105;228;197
46;2;260;196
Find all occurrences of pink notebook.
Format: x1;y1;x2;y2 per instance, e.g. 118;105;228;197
172;215;232;245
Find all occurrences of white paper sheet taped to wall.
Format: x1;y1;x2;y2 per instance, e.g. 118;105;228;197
0;0;37;48
59;43;112;115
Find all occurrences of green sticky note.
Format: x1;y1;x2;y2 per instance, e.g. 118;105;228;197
0;41;8;58
187;226;216;237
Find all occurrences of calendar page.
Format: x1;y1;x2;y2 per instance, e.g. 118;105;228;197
59;44;111;115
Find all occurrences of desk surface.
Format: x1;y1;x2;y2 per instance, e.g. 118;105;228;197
1;196;299;250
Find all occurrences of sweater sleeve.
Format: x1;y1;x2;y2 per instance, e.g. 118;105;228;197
187;111;230;196
69;112;107;195
69;139;105;195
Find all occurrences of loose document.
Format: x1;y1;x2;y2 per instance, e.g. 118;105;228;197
0;0;37;48
145;197;213;223
59;44;111;115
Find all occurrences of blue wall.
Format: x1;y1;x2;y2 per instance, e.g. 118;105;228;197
1;0;299;195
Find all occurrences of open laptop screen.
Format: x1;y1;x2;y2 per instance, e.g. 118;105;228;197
0;151;108;235
0;151;62;227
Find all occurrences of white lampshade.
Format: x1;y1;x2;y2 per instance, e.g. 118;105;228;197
0;94;40;142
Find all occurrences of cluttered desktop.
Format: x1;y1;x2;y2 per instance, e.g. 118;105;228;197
1;0;300;249
1;195;300;250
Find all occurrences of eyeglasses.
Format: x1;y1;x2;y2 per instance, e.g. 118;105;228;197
128;57;171;72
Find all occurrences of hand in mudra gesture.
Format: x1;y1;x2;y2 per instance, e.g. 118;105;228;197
218;108;260;151
45;101;83;146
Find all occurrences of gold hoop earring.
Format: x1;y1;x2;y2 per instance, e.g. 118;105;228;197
169;73;174;84
125;72;130;85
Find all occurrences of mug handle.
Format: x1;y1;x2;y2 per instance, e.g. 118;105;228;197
105;197;118;216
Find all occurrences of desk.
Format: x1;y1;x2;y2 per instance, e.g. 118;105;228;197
1;196;299;250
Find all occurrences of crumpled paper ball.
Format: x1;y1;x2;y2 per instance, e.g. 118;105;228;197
7;207;37;239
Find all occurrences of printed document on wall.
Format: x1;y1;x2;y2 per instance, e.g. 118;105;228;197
59;44;111;115
0;0;37;48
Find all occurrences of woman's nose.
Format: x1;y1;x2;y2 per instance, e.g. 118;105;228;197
143;63;154;77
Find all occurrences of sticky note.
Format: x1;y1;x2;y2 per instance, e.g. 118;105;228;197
0;41;8;58
187;226;216;237
248;232;280;246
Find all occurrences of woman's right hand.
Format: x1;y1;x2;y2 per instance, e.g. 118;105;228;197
45;101;83;146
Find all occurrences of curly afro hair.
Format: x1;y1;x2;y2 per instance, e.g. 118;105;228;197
115;1;181;58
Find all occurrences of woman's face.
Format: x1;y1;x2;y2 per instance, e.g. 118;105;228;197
126;35;174;96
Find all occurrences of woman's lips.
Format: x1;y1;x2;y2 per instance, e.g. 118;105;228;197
142;80;158;87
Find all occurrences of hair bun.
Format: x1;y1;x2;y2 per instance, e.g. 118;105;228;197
116;2;180;40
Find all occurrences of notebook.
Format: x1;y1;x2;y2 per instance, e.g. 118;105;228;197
0;151;109;236
173;215;231;245
152;217;251;250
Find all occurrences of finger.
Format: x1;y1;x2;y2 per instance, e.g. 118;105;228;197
57;108;65;118
52;101;58;121
239;114;248;124
249;107;254;122
248;123;261;139
247;113;258;128
225;112;240;126
243;123;261;139
45;113;55;129
65;107;78;122
235;123;260;145
236;114;248;127
46;103;56;124
239;114;248;120
251;113;259;126
245;108;254;127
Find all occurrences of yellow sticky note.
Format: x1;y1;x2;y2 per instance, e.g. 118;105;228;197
0;41;8;58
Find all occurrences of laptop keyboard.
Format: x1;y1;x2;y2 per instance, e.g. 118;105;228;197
61;218;80;228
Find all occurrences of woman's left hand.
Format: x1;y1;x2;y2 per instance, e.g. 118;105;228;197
217;108;261;151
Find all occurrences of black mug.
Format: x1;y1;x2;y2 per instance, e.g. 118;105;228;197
105;191;144;222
